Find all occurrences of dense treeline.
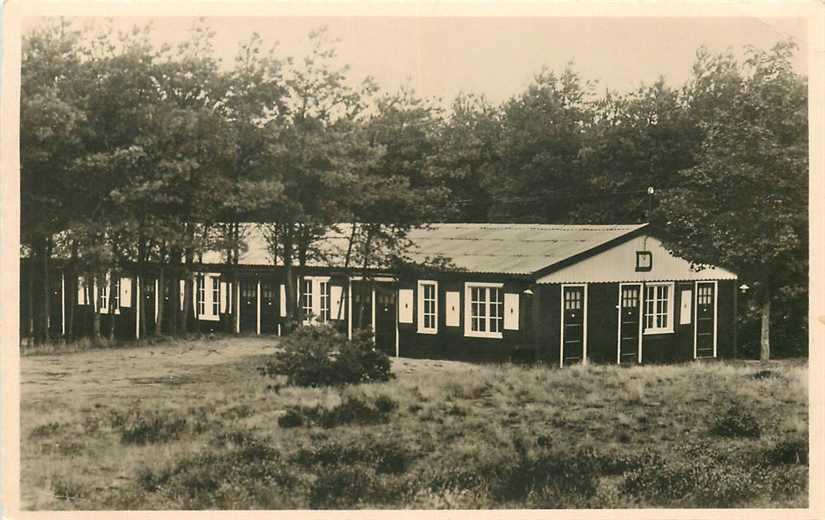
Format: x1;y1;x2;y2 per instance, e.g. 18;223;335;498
21;19;807;358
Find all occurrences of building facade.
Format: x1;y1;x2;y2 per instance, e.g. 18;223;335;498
20;223;738;365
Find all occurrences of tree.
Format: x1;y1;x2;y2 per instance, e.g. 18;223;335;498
261;27;380;328
435;93;501;222
20;19;88;343
489;66;596;222
575;79;702;223
658;41;807;361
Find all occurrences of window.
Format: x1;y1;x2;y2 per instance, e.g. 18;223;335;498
644;282;674;334
319;281;330;322
98;282;107;310
211;278;220;315
417;281;438;333
112;278;120;309
698;285;713;305
197;277;206;316
302;279;313;320
621;287;639;308
465;283;504;338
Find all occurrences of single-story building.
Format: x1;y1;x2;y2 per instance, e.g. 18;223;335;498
20;223;738;365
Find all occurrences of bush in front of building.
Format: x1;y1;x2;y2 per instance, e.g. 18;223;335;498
259;325;393;387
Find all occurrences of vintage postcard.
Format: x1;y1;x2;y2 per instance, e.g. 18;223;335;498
1;0;822;517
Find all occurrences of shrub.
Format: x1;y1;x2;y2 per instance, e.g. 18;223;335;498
260;326;392;387
489;436;602;505
29;422;63;439
309;466;374;508
52;477;88;501
278;408;306;428
278;394;399;429
763;436;808;465
135;437;298;509
711;403;761;439
336;331;393;384
119;410;188;445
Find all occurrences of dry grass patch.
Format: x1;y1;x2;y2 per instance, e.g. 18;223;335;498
21;340;808;510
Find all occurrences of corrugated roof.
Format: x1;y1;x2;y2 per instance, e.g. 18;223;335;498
202;223;648;276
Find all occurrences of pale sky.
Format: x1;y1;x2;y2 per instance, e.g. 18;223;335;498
27;16;807;105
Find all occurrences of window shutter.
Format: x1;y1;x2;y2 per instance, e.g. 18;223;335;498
120;277;132;308
398;289;414;323
179;280;185;311
331;285;343;320
504;293;519;330
445;291;460;327
77;276;86;306
679;289;692;325
279;284;287;317
220;282;227;313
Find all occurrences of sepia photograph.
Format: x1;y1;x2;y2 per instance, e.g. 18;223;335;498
2;4;818;513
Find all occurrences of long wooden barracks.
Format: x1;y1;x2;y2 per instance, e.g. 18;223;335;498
21;223;738;365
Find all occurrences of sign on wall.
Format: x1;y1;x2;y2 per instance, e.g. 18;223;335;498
398;289;414;323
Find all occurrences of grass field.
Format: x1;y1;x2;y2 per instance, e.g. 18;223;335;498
21;336;808;509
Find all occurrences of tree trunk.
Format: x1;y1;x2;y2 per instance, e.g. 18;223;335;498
182;248;194;336
92;274;101;340
155;265;165;336
169;247;181;336
760;298;771;362
26;258;35;347
182;272;194;336
137;238;147;340
335;222;358;322
40;237;52;344
283;226;296;332
67;241;78;339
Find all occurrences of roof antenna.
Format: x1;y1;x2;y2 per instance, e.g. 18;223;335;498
644;186;654;250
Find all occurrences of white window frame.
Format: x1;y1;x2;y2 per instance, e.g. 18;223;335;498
643;282;675;335
197;276;206;316
301;276;331;324
319;280;330;322
463;282;504;339
99;274;120;315
301;278;314;321
417;280;439;334
211;278;220;316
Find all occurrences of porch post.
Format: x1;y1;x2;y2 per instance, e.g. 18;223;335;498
235;280;241;334
60;271;66;337
371;285;376;343
347;277;353;340
531;286;541;362
256;278;261;335
135;274;141;340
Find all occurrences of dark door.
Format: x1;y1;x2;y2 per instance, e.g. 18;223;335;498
240;279;258;333
49;273;63;337
696;282;716;358
618;284;641;364
351;281;373;332
562;286;585;365
375;284;397;355
143;277;157;328
260;281;276;334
